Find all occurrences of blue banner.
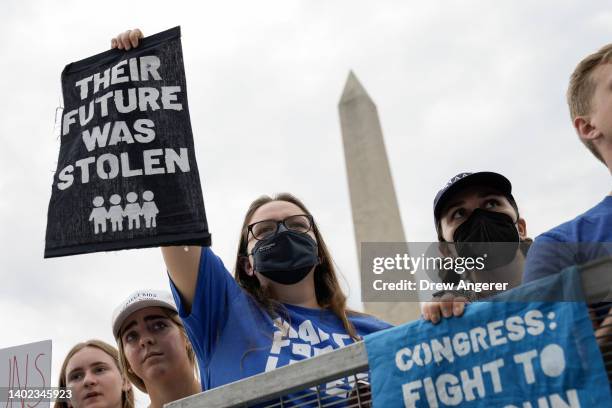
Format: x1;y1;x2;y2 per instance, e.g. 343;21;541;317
364;267;612;407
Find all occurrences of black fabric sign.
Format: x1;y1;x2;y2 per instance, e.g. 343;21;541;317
45;27;211;258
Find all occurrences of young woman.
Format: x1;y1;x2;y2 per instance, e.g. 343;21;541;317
112;30;391;399
55;340;133;408
111;290;200;408
161;193;392;395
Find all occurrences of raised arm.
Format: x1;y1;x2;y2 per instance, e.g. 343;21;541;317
161;246;201;310
110;28;201;309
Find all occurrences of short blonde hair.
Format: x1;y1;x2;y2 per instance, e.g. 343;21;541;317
55;340;134;408
567;43;612;163
116;308;198;393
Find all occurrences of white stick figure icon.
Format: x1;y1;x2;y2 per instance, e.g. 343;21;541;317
142;190;159;228
89;196;108;234
124;191;143;230
108;194;124;232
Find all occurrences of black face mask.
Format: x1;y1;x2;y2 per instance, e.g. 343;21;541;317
453;209;520;270
251;229;319;285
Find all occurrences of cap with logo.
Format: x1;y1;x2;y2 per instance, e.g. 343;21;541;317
112;289;177;338
433;171;514;224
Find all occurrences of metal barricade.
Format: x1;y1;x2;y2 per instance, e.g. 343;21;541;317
167;257;612;408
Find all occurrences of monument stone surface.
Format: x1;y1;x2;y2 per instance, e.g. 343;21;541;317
338;72;420;324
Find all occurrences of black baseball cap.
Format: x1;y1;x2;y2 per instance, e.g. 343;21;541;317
433;172;514;223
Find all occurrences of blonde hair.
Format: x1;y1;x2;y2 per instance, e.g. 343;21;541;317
116;308;198;393
567;43;612;163
55;340;134;408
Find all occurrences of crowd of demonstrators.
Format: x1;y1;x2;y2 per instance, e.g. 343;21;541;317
55;340;134;408
49;32;394;408
51;30;612;407
421;172;532;324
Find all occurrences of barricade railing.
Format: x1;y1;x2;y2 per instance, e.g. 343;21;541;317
167;257;612;408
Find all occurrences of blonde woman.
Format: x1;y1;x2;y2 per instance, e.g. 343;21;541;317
55;340;133;408
112;290;200;408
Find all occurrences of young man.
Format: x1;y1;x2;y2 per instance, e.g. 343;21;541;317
422;171;530;323
523;44;612;283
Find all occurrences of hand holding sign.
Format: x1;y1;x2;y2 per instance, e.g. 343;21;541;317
421;293;468;324
589;304;612;350
45;26;211;257
111;29;143;50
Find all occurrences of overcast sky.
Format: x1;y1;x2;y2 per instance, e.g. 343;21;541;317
1;1;611;406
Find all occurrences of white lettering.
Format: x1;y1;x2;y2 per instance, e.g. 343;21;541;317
143;149;165;175
62;109;78;136
120;152;143;177
82;122;112;152
133;119;156;143
57;165;74;190
165;148;190;173
75;156;95;183
514;349;538;385
111;60;129;84
161;86;183;110
96;153;119;180
139;56;162;80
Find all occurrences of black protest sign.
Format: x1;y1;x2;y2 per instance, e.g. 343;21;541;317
45;27;211;258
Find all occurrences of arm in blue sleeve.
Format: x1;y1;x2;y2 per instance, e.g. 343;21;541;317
523;236;577;283
169;247;243;364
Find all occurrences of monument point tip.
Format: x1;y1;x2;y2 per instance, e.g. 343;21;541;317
339;70;372;105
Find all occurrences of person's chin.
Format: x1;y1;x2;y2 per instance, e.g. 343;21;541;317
81;394;106;408
143;357;172;377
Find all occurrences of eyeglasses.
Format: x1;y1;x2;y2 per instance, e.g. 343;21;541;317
247;214;314;241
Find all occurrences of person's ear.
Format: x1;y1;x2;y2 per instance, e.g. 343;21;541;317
575;116;602;143
517;217;527;240
241;256;254;277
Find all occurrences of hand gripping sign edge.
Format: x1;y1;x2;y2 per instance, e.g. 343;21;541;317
44;26;211;258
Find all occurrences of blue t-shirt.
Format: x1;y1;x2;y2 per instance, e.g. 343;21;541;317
169;247;392;394
523;196;612;282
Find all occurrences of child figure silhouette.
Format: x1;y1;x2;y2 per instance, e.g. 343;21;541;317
142;190;159;228
124;192;143;230
89;196;108;234
108;194;124;232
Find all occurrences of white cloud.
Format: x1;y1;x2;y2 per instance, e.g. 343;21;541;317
1;0;610;406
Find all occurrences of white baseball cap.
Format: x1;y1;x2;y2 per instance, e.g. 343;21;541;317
112;289;177;338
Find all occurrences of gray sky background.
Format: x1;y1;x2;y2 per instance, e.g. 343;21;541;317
1;1;611;406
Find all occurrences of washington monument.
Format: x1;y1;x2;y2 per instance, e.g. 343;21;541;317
338;71;420;324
